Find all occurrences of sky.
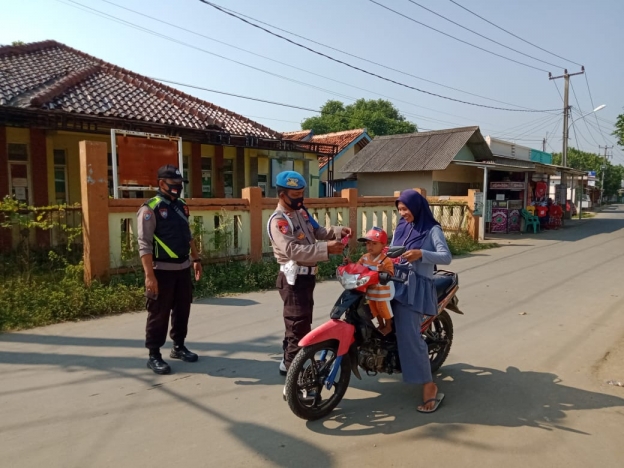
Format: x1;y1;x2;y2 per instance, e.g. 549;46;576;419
2;0;624;163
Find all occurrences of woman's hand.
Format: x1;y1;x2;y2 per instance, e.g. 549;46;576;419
401;249;423;263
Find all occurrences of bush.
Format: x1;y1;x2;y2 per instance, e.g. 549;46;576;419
446;232;498;256
0;265;144;331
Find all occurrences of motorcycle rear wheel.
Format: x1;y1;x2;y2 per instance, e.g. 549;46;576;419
425;311;454;374
285;340;351;421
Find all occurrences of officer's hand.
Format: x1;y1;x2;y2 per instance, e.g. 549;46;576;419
193;261;203;281
327;240;344;255
341;227;352;238
145;274;159;295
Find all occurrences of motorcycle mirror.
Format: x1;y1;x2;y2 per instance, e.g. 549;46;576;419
386;246;406;258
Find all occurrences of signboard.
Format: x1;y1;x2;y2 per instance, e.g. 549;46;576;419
496;194;505;201
111;129;183;199
473;192;484;217
15;186;27;201
117;134;179;186
490;181;525;190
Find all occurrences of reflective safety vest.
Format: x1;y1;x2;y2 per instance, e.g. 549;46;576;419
145;195;192;262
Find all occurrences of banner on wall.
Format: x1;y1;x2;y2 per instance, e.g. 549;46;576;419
111;129;183;198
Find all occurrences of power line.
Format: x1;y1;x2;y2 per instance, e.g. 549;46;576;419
200;0;560;112
150;78;321;112
72;0;503;129
59;0;356;102
367;0;549;73
552;81;564;102
448;0;583;67
95;0;476;124
584;72;608;144
406;0;564;69
570;80;601;147
206;0;545;111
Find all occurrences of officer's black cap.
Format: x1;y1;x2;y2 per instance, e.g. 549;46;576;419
157;164;189;183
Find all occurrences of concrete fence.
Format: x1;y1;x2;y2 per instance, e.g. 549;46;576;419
79;141;479;284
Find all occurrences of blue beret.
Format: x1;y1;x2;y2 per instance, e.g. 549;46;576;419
276;171;306;189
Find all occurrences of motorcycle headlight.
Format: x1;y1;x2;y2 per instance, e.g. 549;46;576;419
338;272;360;290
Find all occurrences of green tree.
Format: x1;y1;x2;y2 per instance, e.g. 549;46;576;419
552;147;624;196
302;99;416;137
614;113;624;148
11;41;25;46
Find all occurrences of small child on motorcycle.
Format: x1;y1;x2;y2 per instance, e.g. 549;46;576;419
357;227;395;335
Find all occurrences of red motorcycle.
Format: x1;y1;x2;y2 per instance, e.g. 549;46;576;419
284;244;462;421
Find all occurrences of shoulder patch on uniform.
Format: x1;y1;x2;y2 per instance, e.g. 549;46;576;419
144;211;152;221
159;208;168;219
277;219;290;234
182;205;189;217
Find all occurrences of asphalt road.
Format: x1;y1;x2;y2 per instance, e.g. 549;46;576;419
1;207;624;468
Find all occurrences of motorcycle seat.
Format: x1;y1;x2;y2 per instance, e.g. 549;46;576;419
433;273;455;299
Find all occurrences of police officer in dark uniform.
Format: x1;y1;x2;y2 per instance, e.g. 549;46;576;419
137;165;202;374
268;171;350;375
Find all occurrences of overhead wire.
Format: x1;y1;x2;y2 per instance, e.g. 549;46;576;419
583;72;608;144
207;0;550;111
200;0;560;112
366;0;550;73
405;0;565;69
570;80;601;147
448;0;583;67
72;0;514;131
94;0;490;126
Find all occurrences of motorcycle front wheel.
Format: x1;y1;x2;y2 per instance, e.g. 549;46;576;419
284;340;351;421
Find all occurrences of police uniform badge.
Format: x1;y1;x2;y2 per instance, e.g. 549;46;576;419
286;178;299;187
297;232;305;240
159;208;168;219
144;211;152;221
277;220;290;234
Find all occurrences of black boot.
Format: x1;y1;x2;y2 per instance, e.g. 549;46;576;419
170;344;198;362
147;351;171;375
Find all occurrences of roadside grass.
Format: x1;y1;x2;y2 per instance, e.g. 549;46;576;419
0;234;494;332
446;232;499;256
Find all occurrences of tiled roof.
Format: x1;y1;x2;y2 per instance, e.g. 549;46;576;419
0;40;279;138
308;129;370;168
342;126;493;173
282;130;312;141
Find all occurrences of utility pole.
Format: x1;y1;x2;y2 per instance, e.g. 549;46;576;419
549;67;585;218
599;145;613;205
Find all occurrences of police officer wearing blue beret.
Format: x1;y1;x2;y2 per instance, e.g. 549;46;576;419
268;171;351;375
137;165;203;375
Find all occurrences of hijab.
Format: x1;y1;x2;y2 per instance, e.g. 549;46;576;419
393;190;440;250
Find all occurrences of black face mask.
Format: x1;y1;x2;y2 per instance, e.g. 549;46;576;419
284;194;304;210
162;182;183;199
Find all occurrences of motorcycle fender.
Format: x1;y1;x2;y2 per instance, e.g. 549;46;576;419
348;344;362;380
445;294;464;315
299;319;355;357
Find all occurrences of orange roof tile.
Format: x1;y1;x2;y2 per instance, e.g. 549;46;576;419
0;40;279;138
282;130;312;141
310;129;369;168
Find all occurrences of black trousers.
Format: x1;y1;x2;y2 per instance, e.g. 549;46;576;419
145;267;193;351
277;272;316;368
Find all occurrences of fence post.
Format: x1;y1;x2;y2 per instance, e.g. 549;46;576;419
242;186;263;262
341;188;358;251
467;189;479;241
79;140;110;284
